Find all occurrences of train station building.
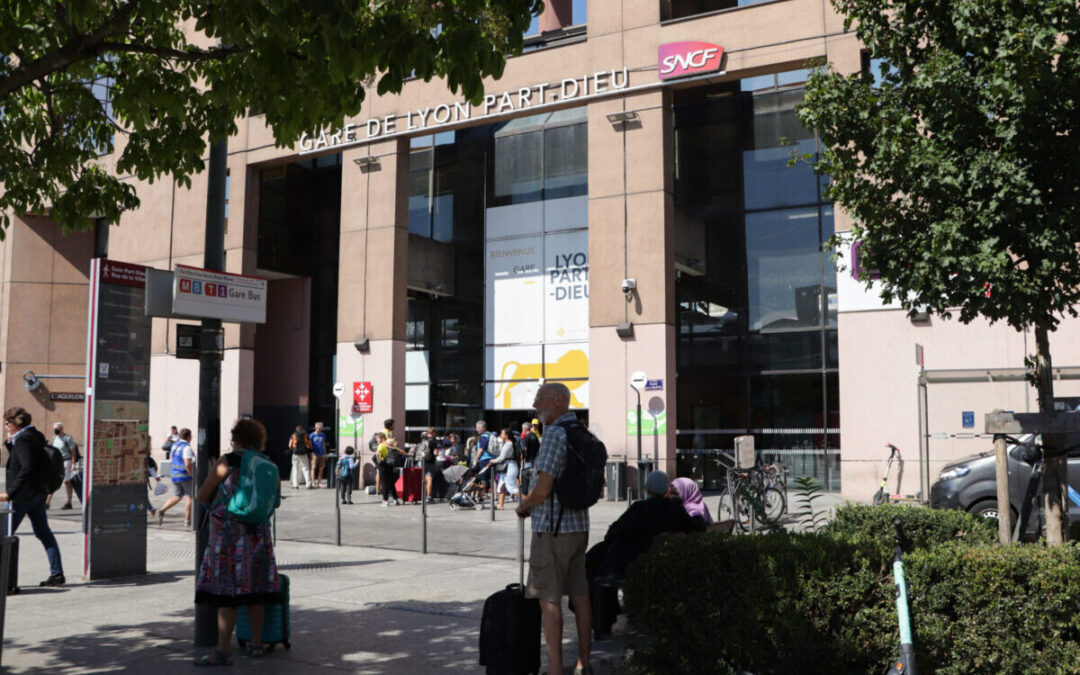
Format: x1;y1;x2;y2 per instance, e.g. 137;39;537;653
5;0;1077;502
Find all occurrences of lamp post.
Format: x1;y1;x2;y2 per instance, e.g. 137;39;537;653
630;371;647;500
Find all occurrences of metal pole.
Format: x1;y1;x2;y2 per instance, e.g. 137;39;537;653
918;373;930;504
335;397;341;547
491;466;496;522
993;435;1011;545
421;460;428;554
635;389;643;501
194;136;227;648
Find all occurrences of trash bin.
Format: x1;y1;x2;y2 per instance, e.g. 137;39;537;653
605;461;627;501
635;459;655;500
326;453;339;489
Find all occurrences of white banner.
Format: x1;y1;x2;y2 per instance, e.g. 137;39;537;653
543;230;589;343
485;237;544;345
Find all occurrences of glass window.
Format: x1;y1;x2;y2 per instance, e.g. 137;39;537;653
543;123;587;199
408;150;433;237
494;131;543;204
746;208;823;330
748;331;823;371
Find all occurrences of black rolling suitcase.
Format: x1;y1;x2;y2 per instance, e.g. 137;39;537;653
479;517;541;675
3;536;19;595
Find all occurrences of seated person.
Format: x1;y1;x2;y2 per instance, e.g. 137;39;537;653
670;477;713;527
584;470;704;639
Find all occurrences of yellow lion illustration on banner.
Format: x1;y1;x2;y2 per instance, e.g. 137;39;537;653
493;349;588;408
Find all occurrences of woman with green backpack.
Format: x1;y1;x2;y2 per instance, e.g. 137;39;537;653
194;418;282;666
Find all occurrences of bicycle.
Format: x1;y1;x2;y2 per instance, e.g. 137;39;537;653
717;462;787;532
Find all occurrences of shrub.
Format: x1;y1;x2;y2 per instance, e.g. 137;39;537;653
905;542;1080;673
621;532;891;674
823;503;997;555
621;506;1080;674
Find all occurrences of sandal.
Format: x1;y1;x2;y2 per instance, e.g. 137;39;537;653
194;650;233;666
244;643;265;658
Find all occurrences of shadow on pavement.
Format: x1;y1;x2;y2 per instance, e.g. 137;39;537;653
3;597;630;674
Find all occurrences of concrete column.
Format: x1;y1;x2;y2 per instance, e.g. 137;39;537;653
587;90;678;476
337;138;409;440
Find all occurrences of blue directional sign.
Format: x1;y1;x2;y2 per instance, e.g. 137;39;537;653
962;411;975;429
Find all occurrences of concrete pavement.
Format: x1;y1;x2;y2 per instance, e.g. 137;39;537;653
2;481;840;672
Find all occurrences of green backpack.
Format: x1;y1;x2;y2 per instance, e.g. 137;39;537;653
222;450;280;524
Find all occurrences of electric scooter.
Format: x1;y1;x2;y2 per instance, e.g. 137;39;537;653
873;444;900;505
886;517;916;675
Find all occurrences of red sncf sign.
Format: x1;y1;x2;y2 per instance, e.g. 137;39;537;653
658;41;724;80
353;381;373;414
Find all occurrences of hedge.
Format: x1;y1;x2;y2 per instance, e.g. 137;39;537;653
620;505;1080;674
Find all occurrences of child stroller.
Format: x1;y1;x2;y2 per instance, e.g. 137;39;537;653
446;462;494;510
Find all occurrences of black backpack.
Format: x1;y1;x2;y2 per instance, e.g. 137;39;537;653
523;433;540;463
42;441;65;494
550;418;606;533
368;433;380;454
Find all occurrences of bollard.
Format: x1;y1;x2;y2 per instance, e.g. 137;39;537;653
421;464;428;554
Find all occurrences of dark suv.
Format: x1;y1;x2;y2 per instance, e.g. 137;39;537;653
930;433;1080;532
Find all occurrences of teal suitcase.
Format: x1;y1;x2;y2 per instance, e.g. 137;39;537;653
236;573;290;651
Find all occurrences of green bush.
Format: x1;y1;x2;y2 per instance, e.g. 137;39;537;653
822;503;997;554
621;506;1080;674
906;543;1080;673
621;532;891;674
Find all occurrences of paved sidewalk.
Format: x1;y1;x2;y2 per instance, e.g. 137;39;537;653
2;490;636;674
2;481;841;672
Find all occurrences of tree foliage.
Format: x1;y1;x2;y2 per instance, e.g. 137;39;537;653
799;0;1080;333
0;0;541;237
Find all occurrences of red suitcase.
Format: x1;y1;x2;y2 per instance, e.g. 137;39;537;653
395;467;423;503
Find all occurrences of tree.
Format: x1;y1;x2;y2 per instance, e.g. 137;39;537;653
0;0;540;237
798;0;1080;544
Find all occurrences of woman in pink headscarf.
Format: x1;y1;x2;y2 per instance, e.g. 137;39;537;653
671;477;713;525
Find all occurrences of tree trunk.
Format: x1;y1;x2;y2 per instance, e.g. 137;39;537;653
1035;324;1067;546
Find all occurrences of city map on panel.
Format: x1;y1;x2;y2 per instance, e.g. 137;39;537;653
92;400;149;486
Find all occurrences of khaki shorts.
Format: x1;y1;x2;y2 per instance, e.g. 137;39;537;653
525;531;588;604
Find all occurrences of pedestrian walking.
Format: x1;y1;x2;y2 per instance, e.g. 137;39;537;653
520;421;540;494
158;428;195;527
289;425;313;489
494;427;520;510
193;418;281;666
309;421;327;488
376;433;404;506
46;421;79;509
1;407;64;586
337;446;359;504
516;383;594;675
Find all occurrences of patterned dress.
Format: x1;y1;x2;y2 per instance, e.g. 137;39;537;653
195;452;281;607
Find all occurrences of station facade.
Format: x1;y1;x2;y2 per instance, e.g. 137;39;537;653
6;0;1078;501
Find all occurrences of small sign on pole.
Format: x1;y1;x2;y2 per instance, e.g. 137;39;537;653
332;382;345;398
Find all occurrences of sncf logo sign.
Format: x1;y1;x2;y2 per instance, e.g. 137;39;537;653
658;41;724;80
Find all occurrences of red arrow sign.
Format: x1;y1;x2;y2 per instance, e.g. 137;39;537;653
353;381;373;413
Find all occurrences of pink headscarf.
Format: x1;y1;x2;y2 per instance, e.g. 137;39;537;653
672;477;712;525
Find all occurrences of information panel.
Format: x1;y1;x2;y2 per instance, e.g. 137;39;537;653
83;259;151;580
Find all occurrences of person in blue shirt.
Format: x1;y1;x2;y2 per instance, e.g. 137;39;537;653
158;428;195;527
309;421;328;488
472;420;495;490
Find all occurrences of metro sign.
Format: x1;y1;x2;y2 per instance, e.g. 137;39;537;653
658;41;724;80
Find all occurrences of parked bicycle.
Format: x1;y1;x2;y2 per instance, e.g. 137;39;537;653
717;459;788;532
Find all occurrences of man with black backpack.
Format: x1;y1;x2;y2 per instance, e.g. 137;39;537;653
0;407;64;586
516;383;606;675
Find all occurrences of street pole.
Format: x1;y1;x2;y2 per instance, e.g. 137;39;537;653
634;387;642;501
335;395;341;547
194;136;226;648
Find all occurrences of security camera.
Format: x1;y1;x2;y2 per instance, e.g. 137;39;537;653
621;278;637;294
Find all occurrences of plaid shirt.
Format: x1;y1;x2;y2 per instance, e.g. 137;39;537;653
531;412;589;534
